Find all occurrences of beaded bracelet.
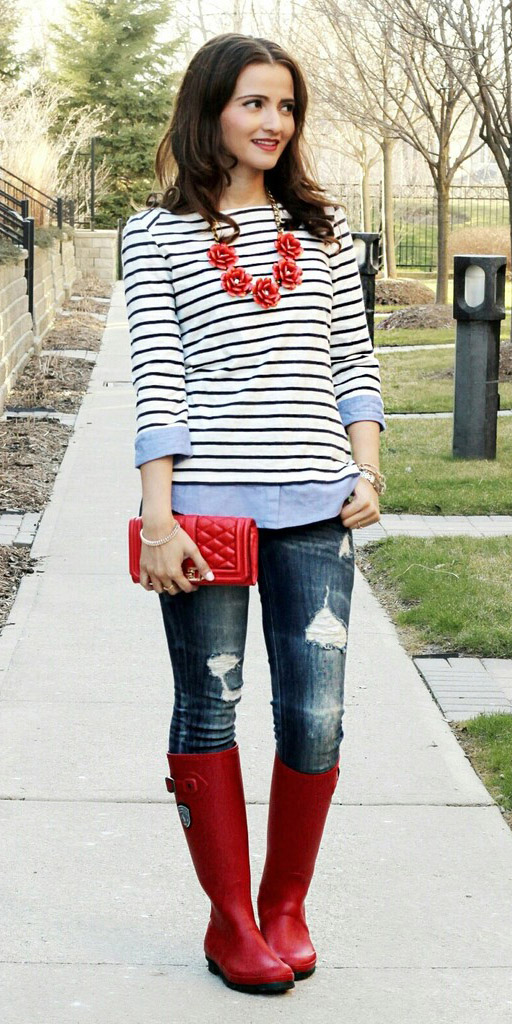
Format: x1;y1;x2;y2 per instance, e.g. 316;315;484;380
140;522;181;546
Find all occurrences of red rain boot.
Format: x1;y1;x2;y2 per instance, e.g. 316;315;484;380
166;743;295;995
257;752;340;980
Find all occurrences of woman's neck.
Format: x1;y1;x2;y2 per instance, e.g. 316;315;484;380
218;173;269;211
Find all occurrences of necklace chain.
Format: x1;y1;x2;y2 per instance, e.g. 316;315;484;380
211;188;282;242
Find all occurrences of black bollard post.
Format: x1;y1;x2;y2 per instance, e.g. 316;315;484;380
352;232;379;347
452;254;506;460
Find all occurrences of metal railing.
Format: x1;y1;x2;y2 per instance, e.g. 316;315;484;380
0;165;74;228
0;193;34;314
326;182;510;271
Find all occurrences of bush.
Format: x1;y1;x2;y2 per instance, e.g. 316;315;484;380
0;236;24;266
447;226;511;266
376;278;436;306
34;225;66;248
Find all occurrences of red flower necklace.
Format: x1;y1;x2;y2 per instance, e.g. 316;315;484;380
207;189;303;309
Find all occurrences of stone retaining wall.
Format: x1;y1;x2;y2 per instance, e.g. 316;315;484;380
74;229;118;282
0;235;80;416
0;256;34;414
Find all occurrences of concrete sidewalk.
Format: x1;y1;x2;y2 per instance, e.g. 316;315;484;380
1;281;512;1023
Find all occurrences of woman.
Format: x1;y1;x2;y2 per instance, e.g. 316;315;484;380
121;32;386;996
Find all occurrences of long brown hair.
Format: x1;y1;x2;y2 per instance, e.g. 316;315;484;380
150;33;342;251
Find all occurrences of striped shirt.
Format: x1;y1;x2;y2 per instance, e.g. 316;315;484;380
121;202;385;488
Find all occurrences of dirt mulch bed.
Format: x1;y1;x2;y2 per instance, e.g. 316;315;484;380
0;418;73;512
0;545;36;624
70;273;113;299
61;295;109;316
6;352;95;413
41;311;104;352
376;278;436;307
376;303;454;330
426;341;512;381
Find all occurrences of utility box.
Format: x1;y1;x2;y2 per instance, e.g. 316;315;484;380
452;254;506;459
352;232;379;346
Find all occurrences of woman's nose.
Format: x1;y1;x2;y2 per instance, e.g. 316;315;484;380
261;107;283;133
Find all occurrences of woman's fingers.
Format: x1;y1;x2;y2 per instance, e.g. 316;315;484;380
340;488;380;529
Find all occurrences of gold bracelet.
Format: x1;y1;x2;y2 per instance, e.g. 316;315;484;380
357;464;386;495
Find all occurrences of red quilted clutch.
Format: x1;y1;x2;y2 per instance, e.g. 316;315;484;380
128;514;259;586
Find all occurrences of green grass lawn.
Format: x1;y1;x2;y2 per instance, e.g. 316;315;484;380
357;535;512;657
452;715;512;827
365;282;512;826
379;345;512;412
357;535;512;828
379;416;512;514
375;317;511;349
376;325;456;346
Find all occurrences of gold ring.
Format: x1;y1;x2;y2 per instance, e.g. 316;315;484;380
164;584;176;593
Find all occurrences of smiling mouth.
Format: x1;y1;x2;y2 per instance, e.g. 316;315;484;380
252;140;279;149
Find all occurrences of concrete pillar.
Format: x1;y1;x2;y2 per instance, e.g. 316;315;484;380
352;232;379;346
452;254;506;460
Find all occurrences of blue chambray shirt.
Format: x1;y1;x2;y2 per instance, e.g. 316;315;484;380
137;395;386;529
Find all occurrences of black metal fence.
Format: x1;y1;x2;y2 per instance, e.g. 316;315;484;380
0;165;74;229
0;167;75;317
327;183;510;271
0;193;34;314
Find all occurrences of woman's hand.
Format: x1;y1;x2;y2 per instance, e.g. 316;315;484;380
340;477;380;530
140;520;214;595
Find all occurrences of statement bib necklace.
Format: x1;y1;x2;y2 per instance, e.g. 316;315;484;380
207;189;303;309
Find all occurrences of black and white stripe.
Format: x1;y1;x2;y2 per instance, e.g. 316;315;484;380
121;202;383;483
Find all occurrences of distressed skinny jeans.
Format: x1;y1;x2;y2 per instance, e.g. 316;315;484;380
158;514;355;774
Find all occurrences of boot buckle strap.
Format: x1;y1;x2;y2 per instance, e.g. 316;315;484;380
165;774;201;796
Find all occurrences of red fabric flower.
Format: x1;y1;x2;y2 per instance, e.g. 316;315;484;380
220;265;253;296
274;231;303;260
251;277;281;308
207;242;238;270
273;257;303;290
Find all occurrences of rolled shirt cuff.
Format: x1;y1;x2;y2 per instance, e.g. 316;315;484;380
134;425;193;468
338;395;386;432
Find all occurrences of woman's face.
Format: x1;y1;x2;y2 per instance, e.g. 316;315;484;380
219;62;295;174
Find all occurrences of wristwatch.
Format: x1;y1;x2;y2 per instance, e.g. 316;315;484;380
357;466;386;495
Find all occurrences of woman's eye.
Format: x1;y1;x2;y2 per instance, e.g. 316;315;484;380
243;100;295;113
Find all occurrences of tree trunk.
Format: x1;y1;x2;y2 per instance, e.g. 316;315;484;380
436;184;450;304
382;137;397;278
361;164;372;231
509;189;512;342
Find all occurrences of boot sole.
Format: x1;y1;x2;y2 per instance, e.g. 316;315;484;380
206;956;295;994
293;964;316;981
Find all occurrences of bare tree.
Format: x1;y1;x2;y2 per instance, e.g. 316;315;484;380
309;1;422;277
388;0;512;321
315;0;484;301
338;124;381;231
